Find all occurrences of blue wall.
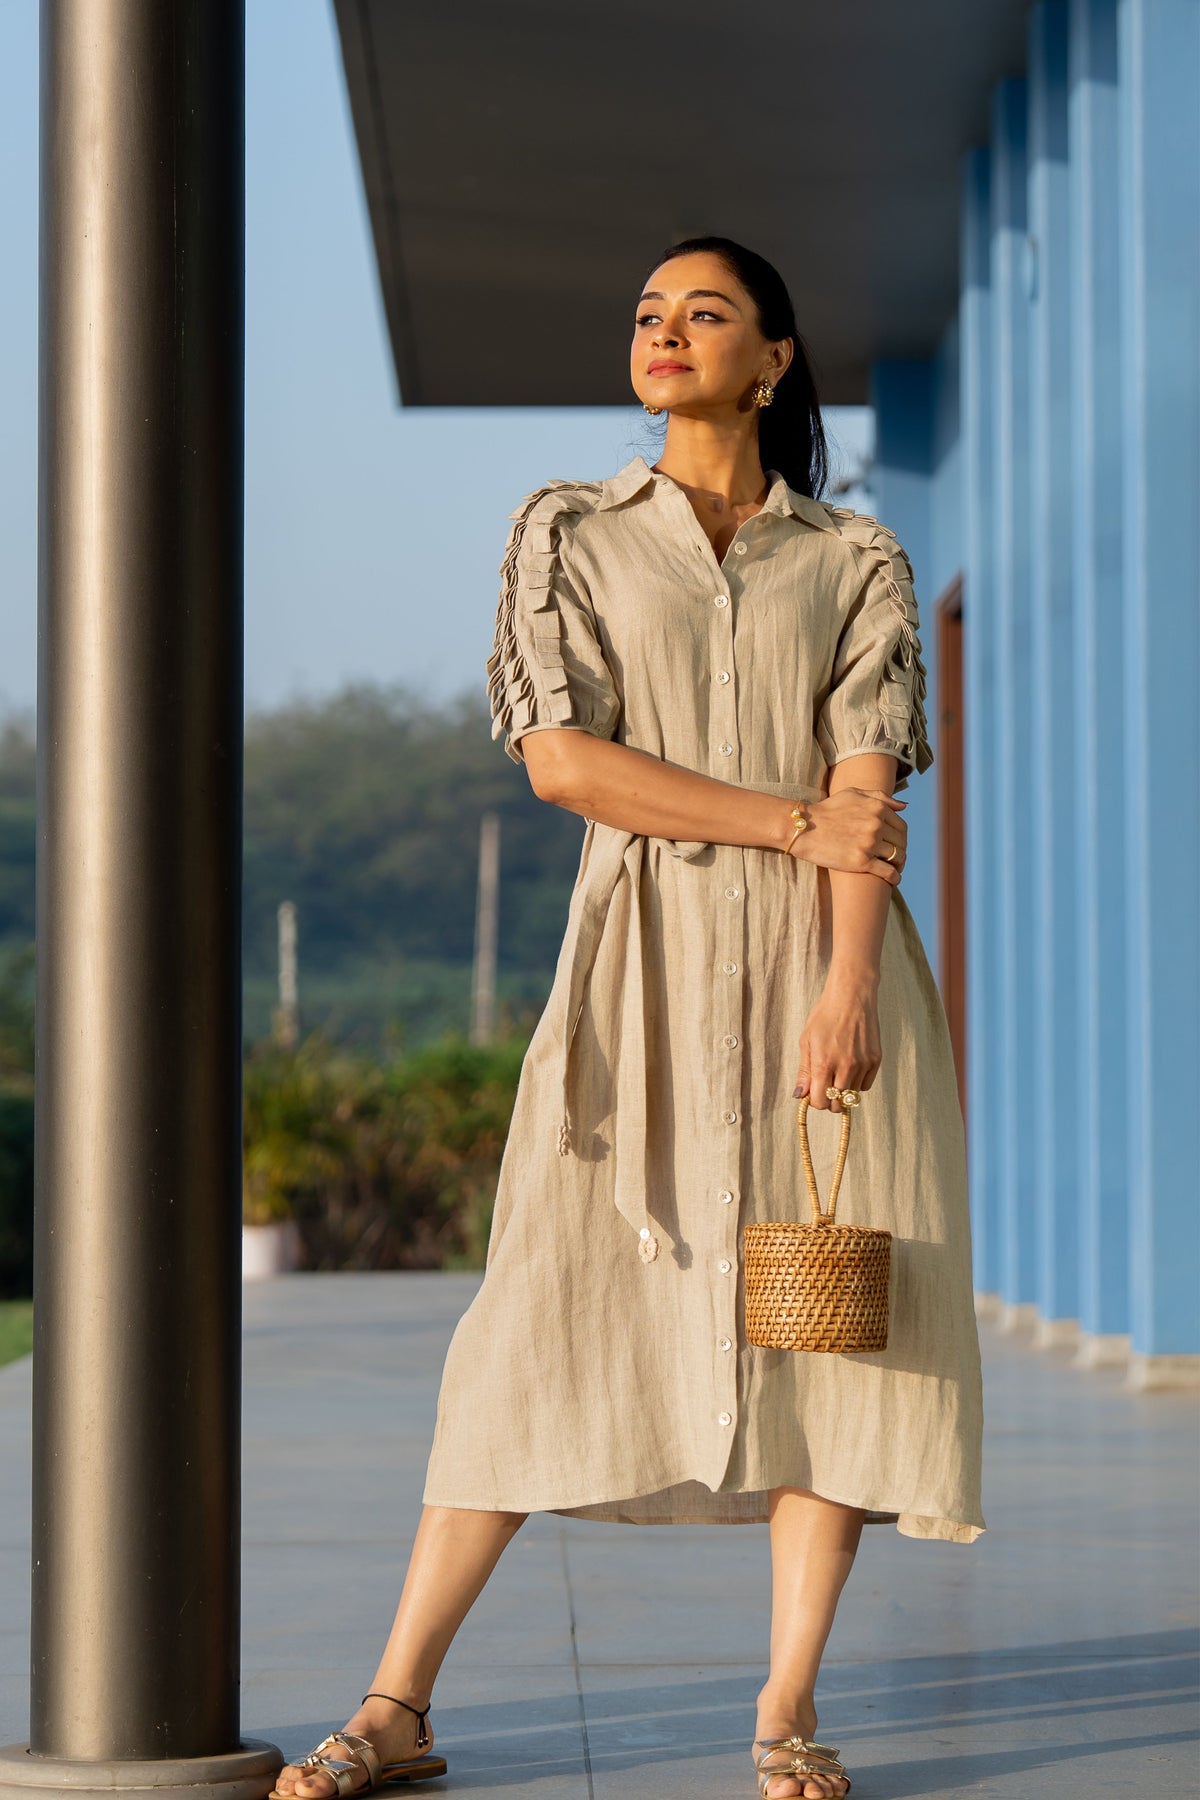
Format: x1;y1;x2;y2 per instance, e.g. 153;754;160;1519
867;0;1199;1376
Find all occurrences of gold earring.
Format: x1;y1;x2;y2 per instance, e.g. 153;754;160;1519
643;402;663;416
752;379;775;409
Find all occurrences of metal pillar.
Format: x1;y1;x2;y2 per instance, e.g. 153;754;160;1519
0;2;278;1793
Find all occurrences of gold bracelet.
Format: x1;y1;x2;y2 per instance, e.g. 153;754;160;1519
784;801;811;857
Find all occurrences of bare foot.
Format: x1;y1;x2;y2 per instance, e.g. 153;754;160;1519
752;1702;850;1800
273;1694;434;1799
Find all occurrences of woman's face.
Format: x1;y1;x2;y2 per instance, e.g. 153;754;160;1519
630;251;793;419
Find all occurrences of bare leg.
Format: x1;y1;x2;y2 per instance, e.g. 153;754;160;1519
752;1486;864;1799
274;1503;528;1798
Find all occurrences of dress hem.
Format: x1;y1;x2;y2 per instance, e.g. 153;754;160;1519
421;1474;986;1545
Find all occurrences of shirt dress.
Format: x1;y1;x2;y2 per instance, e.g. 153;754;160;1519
422;454;986;1545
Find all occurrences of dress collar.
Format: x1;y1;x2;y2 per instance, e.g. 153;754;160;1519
597;454;841;535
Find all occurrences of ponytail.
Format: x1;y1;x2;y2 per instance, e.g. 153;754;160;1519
641;235;829;500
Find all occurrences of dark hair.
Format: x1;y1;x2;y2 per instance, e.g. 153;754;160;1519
641;235;829;500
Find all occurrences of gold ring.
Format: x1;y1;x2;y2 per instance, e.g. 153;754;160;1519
825;1085;861;1106
885;843;898;862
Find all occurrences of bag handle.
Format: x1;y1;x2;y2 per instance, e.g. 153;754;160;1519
797;1092;856;1226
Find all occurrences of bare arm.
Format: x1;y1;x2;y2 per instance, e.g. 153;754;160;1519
519;727;907;882
825;751;903;980
796;749;904;1110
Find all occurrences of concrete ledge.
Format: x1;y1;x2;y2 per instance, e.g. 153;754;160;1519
0;1740;281;1800
973;1290;1002;1321
1074;1330;1132;1369
998;1300;1038;1333
1125;1351;1200;1392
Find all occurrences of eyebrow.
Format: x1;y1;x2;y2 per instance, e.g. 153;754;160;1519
636;288;742;311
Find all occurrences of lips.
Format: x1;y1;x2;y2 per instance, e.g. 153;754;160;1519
647;361;692;375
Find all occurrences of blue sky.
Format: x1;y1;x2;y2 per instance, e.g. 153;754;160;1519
0;0;871;725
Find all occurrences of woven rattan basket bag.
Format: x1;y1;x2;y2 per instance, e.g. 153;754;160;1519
743;1092;891;1353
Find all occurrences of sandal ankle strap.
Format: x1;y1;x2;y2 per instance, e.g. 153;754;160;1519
361;1692;432;1751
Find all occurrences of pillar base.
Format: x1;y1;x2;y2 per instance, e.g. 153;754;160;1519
974;1291;1003;1322
998;1300;1038;1333
1032;1315;1081;1351
1074;1330;1131;1369
1125;1352;1200;1391
0;1740;281;1800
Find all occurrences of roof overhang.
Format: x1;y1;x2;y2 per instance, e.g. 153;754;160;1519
334;1;1028;406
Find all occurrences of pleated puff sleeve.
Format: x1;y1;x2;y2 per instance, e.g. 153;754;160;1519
815;516;935;792
486;480;622;765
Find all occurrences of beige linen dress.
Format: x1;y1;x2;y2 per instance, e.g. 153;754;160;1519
422;454;986;1544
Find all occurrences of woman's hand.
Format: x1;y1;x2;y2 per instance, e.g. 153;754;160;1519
792;787;907;884
517;731;909;874
793;966;882;1112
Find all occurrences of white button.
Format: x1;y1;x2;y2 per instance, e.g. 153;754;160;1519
718;741;734;756
718;1259;733;1274
718;1189;735;1204
722;961;738;975
723;1110;738;1124
719;1337;733;1352
714;593;730;607
724;885;740;899
716;669;731;684
718;1411;733;1426
722;1034;739;1049
733;542;747;555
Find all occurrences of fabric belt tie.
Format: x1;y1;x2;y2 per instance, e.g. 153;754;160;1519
554;782;826;1264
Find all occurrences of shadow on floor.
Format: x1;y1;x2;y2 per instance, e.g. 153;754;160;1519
260;1626;1199;1795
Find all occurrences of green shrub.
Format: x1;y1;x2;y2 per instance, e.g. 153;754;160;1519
0;1300;33;1368
243;1029;526;1269
0;1091;34;1299
0;942;34;1297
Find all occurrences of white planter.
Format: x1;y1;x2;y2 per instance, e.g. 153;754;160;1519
242;1220;301;1280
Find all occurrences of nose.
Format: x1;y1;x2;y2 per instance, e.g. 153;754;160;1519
652;328;681;348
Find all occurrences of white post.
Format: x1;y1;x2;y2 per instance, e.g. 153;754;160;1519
470;813;501;1046
273;900;298;1050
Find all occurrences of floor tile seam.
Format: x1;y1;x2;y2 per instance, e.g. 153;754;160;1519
556;1521;595;1800
825;1653;1200;1680
773;1694;1200;1737
242;1661;585;1673
563;1686;1199;1715
240;1538;433;1547
798;1663;1200;1692
565;1655;1199;1682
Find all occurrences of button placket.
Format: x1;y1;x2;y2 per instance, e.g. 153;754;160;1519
708;572;745;1455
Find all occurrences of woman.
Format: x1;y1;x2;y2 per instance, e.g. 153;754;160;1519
272;236;985;1800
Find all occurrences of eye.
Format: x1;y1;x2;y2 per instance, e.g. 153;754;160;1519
635;308;724;327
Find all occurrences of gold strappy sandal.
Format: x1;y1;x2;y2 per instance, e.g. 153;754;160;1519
269;1693;447;1797
754;1733;852;1797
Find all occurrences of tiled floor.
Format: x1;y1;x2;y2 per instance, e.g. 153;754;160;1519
2;1272;1197;1797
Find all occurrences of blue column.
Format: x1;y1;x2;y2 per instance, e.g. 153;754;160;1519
1068;0;1132;1362
869;361;936;947
990;79;1038;1321
1117;0;1200;1379
959;146;1002;1302
1027;3;1081;1343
